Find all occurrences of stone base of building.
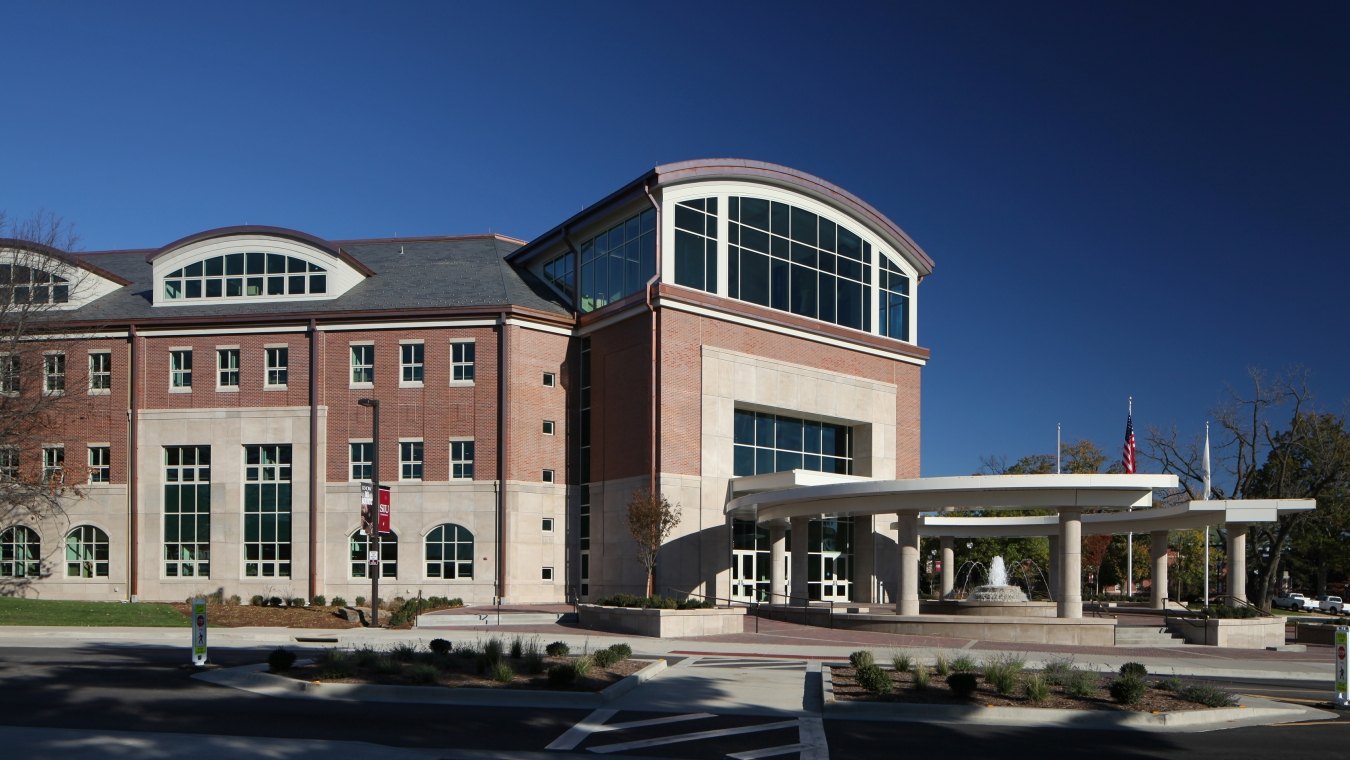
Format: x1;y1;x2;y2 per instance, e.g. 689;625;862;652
577;603;747;638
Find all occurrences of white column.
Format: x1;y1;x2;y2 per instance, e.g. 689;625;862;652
1057;508;1082;618
896;512;920;616
790;516;810;605
1150;530;1169;609
769;523;787;605
1047;534;1060;601
940;536;955;599
1228;522;1248;604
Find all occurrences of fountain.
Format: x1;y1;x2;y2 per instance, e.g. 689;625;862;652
967;556;1028;602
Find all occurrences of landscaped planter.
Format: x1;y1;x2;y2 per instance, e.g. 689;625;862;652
578;603;746;638
1164;616;1286;648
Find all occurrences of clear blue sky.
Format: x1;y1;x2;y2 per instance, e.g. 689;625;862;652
3;2;1347;477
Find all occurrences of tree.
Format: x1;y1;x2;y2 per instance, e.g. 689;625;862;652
0;211;86;594
626;488;681;597
1145;369;1350;607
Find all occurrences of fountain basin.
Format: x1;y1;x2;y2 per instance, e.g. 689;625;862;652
932;599;1058;618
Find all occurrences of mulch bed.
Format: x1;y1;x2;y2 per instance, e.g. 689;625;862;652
170;603;362;629
285;655;647;692
831;667;1212;713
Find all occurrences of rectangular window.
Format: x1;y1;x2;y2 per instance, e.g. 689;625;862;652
89;351;112;393
265;347;288;387
542;468;555;483
400;440;424;480
88;446;110;483
163;445;211;577
350;344;374;385
450;341;475;383
733;409;853;477
43;353;65;394
216;348;239;389
542;517;554;532
244;444;292;578
542;567;554;581
42;446;64;483
542;372;556;387
0;354;17;395
170;349;193;389
349;441;372;481
542;420;555;436
400;342;424;384
450;440;474;480
0;447;18;480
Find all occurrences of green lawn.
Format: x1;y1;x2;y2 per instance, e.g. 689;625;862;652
0;597;189;626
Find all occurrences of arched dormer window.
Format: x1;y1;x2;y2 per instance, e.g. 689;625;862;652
0;240;129;310
148;227;370;307
0;264;70;305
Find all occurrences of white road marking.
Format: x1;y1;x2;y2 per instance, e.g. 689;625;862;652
798;715;829;759
728;744;808;759
594;713;716;732
586;719;799;754
544;708;617;751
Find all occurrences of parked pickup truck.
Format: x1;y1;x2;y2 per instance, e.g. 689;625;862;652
1273;592;1319;611
1317;595;1349;615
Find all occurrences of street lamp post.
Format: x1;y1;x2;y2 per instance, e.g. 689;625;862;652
357;398;380;627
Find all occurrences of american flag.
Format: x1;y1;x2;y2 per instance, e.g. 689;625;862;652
1123;406;1136;474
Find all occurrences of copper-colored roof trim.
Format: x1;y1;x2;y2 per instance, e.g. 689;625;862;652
0;238;134;286
38;302;577;333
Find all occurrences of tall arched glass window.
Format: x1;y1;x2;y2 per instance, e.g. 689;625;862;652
0;526;41;577
425;523;474;579
65;525;109;578
163;253;328;301
0;265;70;305
350;529;398;579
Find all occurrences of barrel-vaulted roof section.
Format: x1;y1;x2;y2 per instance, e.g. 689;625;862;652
0;238;132;286
146;225;377;277
508;159;935;277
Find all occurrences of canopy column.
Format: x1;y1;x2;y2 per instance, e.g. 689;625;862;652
769;523;787;605
1228;522;1248;603
1150;530;1169;609
1047;534;1060;601
1057;508;1082;618
940;536;955;599
790;516;810;605
896;512;920;616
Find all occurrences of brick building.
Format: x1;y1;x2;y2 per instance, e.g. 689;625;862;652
0;159;932;606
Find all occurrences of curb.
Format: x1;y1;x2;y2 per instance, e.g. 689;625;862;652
193;658;667;710
819;666;1334;731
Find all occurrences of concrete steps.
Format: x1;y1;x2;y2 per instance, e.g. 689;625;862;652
415;611;577;628
1114;625;1188;647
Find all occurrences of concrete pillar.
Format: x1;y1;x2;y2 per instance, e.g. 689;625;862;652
896;512;920;616
853;515;877;603
940;536;955;599
1228;522;1248;604
1057;508;1082;618
1150;530;1169;609
790;516;810;605
769;523;787;605
1047;534;1060;601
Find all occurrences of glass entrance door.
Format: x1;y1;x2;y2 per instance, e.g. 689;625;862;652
731;549;769;602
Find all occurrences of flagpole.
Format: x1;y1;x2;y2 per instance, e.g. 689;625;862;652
1126;397;1134;601
1056;423;1061;474
1203;421;1211;605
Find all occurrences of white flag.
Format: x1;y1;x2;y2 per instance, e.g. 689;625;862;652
1202;422;1211;501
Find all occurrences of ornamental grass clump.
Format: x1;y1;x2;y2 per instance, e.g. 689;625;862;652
949;655;977;673
1043;656;1075;685
509;636;525;659
406;663;438;685
1059;668;1098;699
911;665;931;691
1022;673;1050;704
491;662;515;683
933;653;951;676
981;654;1024;696
571;655;594;680
1179;683;1238;707
891;652;912;673
318;650;356;679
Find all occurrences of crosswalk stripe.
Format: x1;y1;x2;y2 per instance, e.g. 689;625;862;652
594;712;716;733
587;719;800;754
728;743;807;759
544;708;617;751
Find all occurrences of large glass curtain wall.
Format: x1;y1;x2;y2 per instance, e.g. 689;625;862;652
546;208;657;312
733;410;852;477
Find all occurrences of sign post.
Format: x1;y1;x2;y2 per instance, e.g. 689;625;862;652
191;597;208;666
1335;626;1348;708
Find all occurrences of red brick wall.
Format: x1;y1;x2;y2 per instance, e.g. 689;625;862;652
19;337;130;484
586;315;653;483
504;326;570;483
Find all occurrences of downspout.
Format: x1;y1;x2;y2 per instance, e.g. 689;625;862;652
127;324;139;601
643;181;661;497
307;318;319;601
497;314;510;602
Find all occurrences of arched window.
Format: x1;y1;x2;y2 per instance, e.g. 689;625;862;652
0;526;41;577
66;525;110;578
425;523;473;579
0;264;70;305
163;253;328;301
350;529;398;579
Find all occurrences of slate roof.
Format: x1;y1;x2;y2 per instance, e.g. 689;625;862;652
62;235;573;325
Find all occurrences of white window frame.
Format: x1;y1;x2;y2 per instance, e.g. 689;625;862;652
0;446;18;480
88;351;112;395
0;353;18;396
265;345;288;389
349;440;372;482
216;347;239;391
42;444;64;484
542;517;554;532
542;420;555;436
450;438;474;480
542;468;555;483
543;372;556;387
350;343;374;388
542;566;554;581
449;340;475;385
399;439;424;481
43;352;65;396
170;348;193;391
88;445;111;484
400;341;424;387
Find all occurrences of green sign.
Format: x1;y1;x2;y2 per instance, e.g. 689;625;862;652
191;597;208;666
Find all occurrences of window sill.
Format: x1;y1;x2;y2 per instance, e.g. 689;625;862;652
169;387;193;394
264;385;288;391
88;389;111;396
216;386;240;393
43;390;66;398
350;382;374;390
449;380;475;388
399;381;425;389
